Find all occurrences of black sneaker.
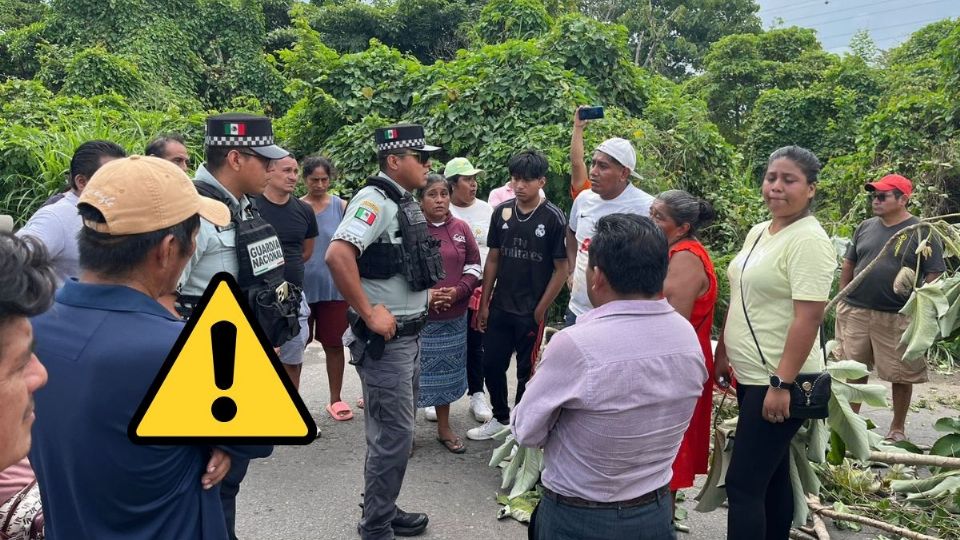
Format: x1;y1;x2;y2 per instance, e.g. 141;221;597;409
356;504;428;537
392;508;428;537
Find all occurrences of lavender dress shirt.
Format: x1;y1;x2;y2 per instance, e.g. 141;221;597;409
512;298;707;502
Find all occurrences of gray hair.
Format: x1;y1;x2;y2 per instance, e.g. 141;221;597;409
767;145;821;183
417;173;449;199
655;190;716;238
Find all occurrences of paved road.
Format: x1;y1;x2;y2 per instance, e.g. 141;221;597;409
236;344;957;539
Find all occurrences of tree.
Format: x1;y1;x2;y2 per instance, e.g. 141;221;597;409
688;26;835;142
622;0;762;79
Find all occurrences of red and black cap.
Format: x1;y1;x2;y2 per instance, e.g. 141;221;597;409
204;113;289;160
374;124;440;155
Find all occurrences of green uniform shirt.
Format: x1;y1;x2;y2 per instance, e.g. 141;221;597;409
178;165;252;297
332;172;428;317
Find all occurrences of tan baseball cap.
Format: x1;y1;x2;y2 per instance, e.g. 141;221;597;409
79;155;231;235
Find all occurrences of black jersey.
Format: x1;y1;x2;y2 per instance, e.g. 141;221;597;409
486;199;567;316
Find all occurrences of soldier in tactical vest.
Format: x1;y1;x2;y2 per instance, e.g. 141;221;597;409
326;124;444;539
177;113;293;540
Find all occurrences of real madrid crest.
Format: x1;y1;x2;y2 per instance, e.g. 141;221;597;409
535;224;546;237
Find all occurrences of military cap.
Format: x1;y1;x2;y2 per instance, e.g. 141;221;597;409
374;124;440;155
204;112;289;160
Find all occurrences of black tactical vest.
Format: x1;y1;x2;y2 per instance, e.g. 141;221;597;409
190;181;301;346
356;176;444;291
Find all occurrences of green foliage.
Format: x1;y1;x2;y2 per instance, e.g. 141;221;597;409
475;0;552;45
304;0;472;63
60;46;147;101
690;26;835;142
0;20;50;81
542;14;650;114
620;0;762;80
0;82;206;223
0;0;47;32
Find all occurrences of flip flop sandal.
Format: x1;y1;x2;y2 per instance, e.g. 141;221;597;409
326;401;354;421
437;436;466;454
884;430;907;443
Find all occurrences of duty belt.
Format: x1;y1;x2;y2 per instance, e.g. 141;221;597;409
540;484;668;509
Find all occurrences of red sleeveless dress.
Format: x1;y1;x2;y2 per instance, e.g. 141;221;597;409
668;238;718;490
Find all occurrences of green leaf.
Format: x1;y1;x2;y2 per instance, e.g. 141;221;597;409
930;433;960;458
899;282;950;361
936;275;960;337
889;439;924;454
509;447;544;498
825;359;870;380
695;420;736;512
827;394;877;461
830;380;888;407
489;436;519;467
934;417;960;435
500;447;523;490
827;429;846;465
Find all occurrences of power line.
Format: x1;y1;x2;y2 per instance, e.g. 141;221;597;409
758;0;831;17
786;0;939;26
790;0;954;28
819;15;950;42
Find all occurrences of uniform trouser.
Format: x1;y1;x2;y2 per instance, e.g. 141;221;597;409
466;308;484;395
348;331;422;540
482;308;543;424
220;455;250;540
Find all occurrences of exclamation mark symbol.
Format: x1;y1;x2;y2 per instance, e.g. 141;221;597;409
211;321;238;422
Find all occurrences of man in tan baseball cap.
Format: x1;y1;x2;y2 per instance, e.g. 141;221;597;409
28;155;272;539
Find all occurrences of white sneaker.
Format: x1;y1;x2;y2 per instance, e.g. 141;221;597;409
424;406;437;422
467;418;506;441
469;393;493;423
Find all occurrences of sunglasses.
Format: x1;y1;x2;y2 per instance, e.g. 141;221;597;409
870;192;898;202
236;150;271;166
395;151;431;165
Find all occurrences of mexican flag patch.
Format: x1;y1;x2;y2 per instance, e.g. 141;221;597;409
354;207;377;225
384;128;398;140
224;123;247;136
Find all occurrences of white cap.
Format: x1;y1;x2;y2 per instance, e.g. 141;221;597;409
595;138;642;179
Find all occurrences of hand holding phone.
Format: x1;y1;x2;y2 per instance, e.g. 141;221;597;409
578;106;604;120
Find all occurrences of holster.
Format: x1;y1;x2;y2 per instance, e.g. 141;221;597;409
347;310;385;365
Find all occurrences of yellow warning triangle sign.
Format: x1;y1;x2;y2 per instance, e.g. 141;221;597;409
129;272;317;444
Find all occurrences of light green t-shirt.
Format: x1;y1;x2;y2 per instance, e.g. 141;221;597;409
724;216;837;386
331;173;428;317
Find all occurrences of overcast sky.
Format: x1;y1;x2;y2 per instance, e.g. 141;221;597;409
756;0;960;53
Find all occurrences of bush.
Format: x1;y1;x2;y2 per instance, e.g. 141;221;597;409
475;0;552;45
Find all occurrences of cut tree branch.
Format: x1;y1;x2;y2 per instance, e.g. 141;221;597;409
806;496;940;540
825;214;960;315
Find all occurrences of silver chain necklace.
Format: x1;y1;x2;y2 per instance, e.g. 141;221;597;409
514;198;543;223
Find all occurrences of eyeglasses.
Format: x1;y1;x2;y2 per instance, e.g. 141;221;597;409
871;192;898;202
395;151;431;165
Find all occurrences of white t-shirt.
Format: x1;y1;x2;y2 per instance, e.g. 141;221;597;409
450;199;493;269
567;184;655;316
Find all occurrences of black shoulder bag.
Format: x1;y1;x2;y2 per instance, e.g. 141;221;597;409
739;231;832;420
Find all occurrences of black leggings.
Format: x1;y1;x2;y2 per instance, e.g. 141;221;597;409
466;309;484;395
726;384;803;540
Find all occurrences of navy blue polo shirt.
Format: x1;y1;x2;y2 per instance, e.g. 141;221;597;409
29;280;271;540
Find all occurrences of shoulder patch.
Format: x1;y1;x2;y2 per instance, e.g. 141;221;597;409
360;200;381;214
354;207;378;226
501;207;513;222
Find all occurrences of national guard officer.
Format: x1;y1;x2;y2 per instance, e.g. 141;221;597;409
177;112;299;540
325;124;444;539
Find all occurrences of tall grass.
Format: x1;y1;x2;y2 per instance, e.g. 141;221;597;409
0;108;205;225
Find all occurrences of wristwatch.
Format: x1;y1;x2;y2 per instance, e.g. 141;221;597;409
769;375;795;390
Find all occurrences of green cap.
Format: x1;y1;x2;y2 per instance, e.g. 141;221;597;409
443;157;484;179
